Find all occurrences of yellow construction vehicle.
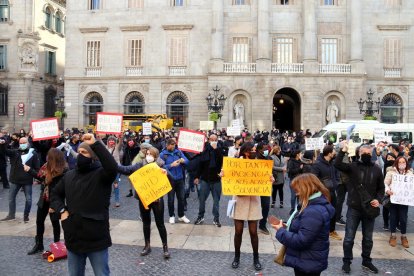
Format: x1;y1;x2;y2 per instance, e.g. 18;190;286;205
123;114;173;132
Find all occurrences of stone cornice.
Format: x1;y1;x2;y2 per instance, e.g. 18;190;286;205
79;27;109;33
162;24;194;31
40;43;58;50
120;25;150;32
0;38;10;43
17;32;41;41
377;25;410;31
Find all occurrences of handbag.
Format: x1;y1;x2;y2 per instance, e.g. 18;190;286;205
273;245;286;266
321;177;334;190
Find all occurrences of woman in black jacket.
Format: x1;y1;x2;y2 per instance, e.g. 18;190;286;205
287;150;304;214
27;148;67;255
122;138;140;197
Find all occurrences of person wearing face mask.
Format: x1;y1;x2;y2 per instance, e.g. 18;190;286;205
382;153;396;230
50;134;118;276
270;145;285;209
105;136;124;207
287;150;304;215
0;137;40;222
65;134;81;170
371;141;385;172
335;143;384;274
150;133;163;152
122;138;140;197
228;136;243;158
383;156;413;248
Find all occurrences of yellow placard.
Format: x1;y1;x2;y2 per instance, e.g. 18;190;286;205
128;162;172;209
221;157;273;196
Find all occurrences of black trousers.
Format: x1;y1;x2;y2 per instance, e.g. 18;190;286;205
294;268;321;276
36;201;60;242
139;197;167;244
0;166;9;187
330;191;337;232
335;184;347;221
271;183;284;204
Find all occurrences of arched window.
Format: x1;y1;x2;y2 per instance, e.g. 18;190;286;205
45;6;53;29
0;0;9;22
124;91;145;114
380;93;402;123
166;91;189;127
84;92;103;125
0;83;8;115
55;12;62;33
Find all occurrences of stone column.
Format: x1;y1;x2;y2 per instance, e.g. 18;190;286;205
349;0;365;74
257;0;271;73
210;0;224;73
303;0;318;73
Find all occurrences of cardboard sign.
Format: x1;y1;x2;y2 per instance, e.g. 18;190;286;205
129;163;172;209
358;129;374;140
177;129;206;153
96;112;123;134
221;157;273;196
30;118;59;141
390;174;414;206
227;126;241;137
199;121;214;131
373;128;386;144
142;123;152;135
305;138;325;151
347;141;357;157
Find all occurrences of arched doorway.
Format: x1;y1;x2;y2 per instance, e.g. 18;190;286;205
273;88;301;131
124;91;145;114
166;91;189;128
381;93;403;123
83;92;103;125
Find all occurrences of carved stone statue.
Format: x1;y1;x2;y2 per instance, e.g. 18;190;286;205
19;43;38;72
326;100;339;124
234;101;244;126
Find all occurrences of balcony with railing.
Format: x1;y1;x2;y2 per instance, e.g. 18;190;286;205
384;68;401;78
271;63;304;73
126;66;143;76
169;66;187;76
85;67;101;77
319;64;351;74
224;63;256;73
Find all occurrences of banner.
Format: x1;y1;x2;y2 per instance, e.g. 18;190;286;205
221;157;273;196
142;122;152;135
96;112;123;134
129;163;172;209
177;129;206;153
30;118;59;141
199;121;214;130
227;126;241;137
305;138;324;151
390;174;414;206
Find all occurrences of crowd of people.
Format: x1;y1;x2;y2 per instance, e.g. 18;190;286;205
0;126;413;275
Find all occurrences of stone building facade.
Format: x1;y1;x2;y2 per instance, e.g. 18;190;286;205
64;0;414;132
0;0;66;131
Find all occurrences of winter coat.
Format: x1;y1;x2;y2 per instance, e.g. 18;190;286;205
287;158;303;179
160;148;188;181
276;195;335;274
36;171;67;221
122;145;140;166
271;154;285;185
384;166;414;194
311;155;340;190
195;143;224;183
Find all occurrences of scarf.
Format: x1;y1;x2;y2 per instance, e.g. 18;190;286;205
286;191;322;231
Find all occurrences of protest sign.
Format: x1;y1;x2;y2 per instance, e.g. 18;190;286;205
199;121;214;131
30;118;59;141
177;129;206;153
232;120;241;128
227;126;241;137
129;163;172;209
305;138;325;151
373;128;386;144
96;112;123;134
358;129;373;140
347;141;357;157
221;157;273;196
142;122;152;135
390;174;414;206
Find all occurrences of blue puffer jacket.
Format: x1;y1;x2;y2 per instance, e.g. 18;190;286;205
159;148;189;181
276;195;335;274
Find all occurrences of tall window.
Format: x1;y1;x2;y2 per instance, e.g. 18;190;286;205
84;92;103;125
128;0;144;8
55;12;62;33
124;91;145;114
321;38;337;64
128;39;143;66
273;38;295;63
233;0;250;5
171;0;184;7
232;37;251;63
89;0;101;10
0;0;9;22
381;93;402;123
276;0;292;5
167;91;188;128
0;45;6;70
45;51;56;75
169;37;187;66
322;0;335;5
45;7;53;29
385;0;401;8
384;38;402;68
87;41;101;67
0;83;7;115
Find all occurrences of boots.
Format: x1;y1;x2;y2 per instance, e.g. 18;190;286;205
163;243;170;259
27;236;44;255
126;189;133;197
141;241;151;256
253;253;262;271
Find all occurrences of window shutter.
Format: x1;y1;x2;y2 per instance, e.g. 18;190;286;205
318;38;322;63
52;52;56;74
228;37;233;62
272;38;277;62
292;38;298;63
45;51;49;73
182;37;188;65
337;38;342;64
248;37;253;62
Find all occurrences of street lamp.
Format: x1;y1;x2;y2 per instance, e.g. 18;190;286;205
54;93;65;130
206;85;227;129
357;88;381;117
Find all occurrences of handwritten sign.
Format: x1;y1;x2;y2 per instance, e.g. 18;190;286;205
232;120;241;128
390;174;414;206
96;112;123;134
199;121;214;130
374;128;386;144
142;123;152;135
129;162;172;209
177;129;206;153
221;157;273;196
347;141;357;157
30;118;59;141
227;126;241;137
358;129;373;140
305;138;324;151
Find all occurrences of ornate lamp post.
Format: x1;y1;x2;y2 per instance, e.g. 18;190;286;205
54;94;65;130
206;85;227;129
357;88;381;118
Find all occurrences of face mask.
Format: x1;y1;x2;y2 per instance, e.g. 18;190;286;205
360;153;371;164
19;143;28;151
128;141;134;147
398;164;406;172
144;139;150;143
386;160;394;167
77;154;93;171
249;151;257;159
263;150;269;157
146;155;155;163
210;141;218;147
108;141;115;147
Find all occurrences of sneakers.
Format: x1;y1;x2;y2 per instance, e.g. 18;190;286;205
401;236;409;248
329;231;342;241
342;262;351;274
0;215;16;222
194;216;204;225
258;226;270;235
24;215;29;223
169;216;175;224
178;216;190;224
389;235;397;247
213;218;221;228
383;225;389;231
279;202;284;208
336;218;346;226
270;202;275;208
115;203;120;208
362;262;378;274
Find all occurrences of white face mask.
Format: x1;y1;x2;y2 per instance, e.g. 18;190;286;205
146;155;155;163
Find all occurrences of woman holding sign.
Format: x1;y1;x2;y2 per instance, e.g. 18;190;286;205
384;156;413;248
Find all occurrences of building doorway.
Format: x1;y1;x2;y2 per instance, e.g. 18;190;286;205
273;88;301;131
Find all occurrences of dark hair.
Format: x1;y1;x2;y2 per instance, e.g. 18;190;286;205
322;145;334;157
256;142;267;152
45;148;67;185
166;138;176;145
291;149;302;159
239;143;254;158
394;156;409;173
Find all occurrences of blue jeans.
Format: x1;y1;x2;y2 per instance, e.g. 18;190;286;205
286;176;297;211
343;207;375;264
198;180;221;219
113;174;120;204
389;203;408;234
9;183;32;217
259;196;270;228
67;248;109;276
185;172;196;198
168;178;185;217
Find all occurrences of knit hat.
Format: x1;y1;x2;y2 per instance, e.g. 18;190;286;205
140;143;152;150
78;142;98;160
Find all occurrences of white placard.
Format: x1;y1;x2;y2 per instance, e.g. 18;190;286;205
177;129;206;153
232;120;241;128
390;174;414;206
30;118;59;141
227;126;241;137
142;123;152;135
305;138;325;151
96;112;123;134
359;129;374;140
199;121;214;130
374;128;386;144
